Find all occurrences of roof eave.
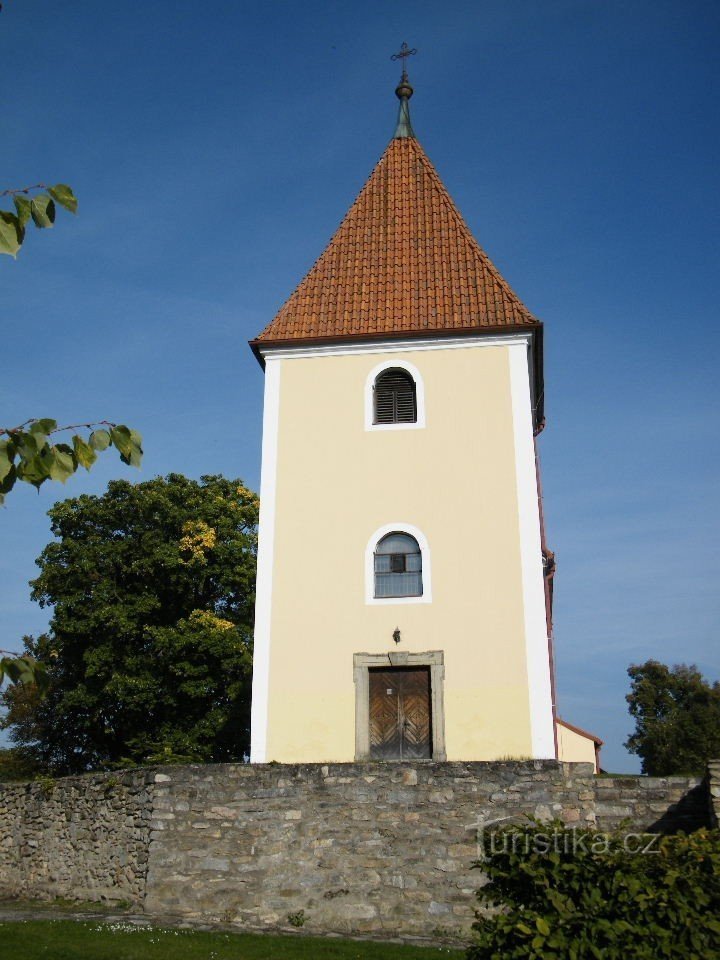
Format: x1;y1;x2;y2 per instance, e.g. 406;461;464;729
249;323;545;428
556;717;604;746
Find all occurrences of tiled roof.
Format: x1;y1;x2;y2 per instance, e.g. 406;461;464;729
252;135;538;348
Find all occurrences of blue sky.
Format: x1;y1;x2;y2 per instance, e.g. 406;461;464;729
1;0;718;771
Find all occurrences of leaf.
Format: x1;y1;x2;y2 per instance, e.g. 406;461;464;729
30;194;56;229
0;211;22;257
13;195;31;227
48;183;78;214
73;435;97;470
89;428;111;451
17;454;49;488
113;426;143;468
28;419;56;450
0;655;47;690
536;917;550;936
0;462;17;497
110;425;133;459
16;431;40;458
0;440;14;483
30;418;58;436
126;428;143;468
48;446;76;483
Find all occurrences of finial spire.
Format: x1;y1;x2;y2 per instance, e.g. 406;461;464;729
390;41;417;139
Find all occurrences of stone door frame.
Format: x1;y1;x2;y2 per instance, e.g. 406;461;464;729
353;651;446;761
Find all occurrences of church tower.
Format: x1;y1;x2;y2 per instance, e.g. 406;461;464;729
249;55;583;766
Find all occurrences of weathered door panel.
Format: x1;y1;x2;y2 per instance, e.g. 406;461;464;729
369;666;432;760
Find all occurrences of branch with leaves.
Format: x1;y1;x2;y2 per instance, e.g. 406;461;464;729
0;183;77;257
0;419;143;505
0;649;47;691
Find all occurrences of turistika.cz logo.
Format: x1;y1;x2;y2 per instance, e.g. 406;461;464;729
466;817;661;858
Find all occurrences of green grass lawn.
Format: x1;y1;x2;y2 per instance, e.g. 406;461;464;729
0;920;459;959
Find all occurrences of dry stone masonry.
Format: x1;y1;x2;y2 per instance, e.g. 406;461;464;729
0;768;153;903
0;760;714;940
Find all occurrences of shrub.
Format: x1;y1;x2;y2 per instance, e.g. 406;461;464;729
467;820;720;960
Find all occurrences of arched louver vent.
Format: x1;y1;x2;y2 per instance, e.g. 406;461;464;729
373;368;417;424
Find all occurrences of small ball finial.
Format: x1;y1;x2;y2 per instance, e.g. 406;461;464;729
395;78;414;100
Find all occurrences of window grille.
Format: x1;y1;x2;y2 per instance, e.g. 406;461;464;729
374;532;423;597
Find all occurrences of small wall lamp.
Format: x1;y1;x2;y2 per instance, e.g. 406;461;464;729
393;627;401;645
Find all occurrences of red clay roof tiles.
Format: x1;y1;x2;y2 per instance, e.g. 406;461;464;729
253;136;538;347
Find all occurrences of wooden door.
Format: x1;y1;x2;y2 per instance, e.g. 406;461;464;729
369;666;432;760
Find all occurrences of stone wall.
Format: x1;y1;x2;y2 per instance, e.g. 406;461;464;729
0;760;714;940
593;774;707;833
0;769;153;904
144;761;596;937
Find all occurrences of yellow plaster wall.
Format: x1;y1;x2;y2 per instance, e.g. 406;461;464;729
556;722;599;771
265;345;534;762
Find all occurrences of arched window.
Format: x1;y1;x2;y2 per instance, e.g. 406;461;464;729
374;532;423;598
373;368;417;424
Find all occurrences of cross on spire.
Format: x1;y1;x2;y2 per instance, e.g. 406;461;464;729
391;41;417;82
390;41;417;138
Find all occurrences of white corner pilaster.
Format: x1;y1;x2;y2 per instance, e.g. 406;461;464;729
509;342;555;758
249;356;281;763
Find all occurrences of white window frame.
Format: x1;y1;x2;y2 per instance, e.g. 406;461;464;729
365;523;432;605
364;359;426;431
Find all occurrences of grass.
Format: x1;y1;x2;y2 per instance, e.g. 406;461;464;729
0;920;459;959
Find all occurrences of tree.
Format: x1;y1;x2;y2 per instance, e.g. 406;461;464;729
0;418;143;505
1;183;77;257
625;660;720;775
1;474;259;774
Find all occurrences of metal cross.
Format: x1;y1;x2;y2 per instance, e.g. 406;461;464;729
391;41;417;78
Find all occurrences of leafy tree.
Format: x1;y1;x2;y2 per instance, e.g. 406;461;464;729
1;474;259;774
625;660;720;775
1;183;77;257
0;418;143;505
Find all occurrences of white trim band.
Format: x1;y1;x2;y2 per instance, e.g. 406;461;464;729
249;356;281;763
258;332;532;362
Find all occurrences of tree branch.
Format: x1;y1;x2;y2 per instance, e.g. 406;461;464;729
0;419;117;437
0;184;49;197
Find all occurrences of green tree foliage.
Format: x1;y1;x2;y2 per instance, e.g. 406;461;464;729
0;183;77;257
1;474;259;774
468;820;720;960
625;660;720;776
0;418;143;505
0;746;41;783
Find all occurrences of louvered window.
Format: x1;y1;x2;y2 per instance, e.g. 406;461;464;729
374;532;423;598
373;368;417;424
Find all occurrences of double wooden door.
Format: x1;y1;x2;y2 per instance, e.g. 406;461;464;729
369;666;432;760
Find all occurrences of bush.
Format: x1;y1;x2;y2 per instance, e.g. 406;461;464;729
467;820;720;959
